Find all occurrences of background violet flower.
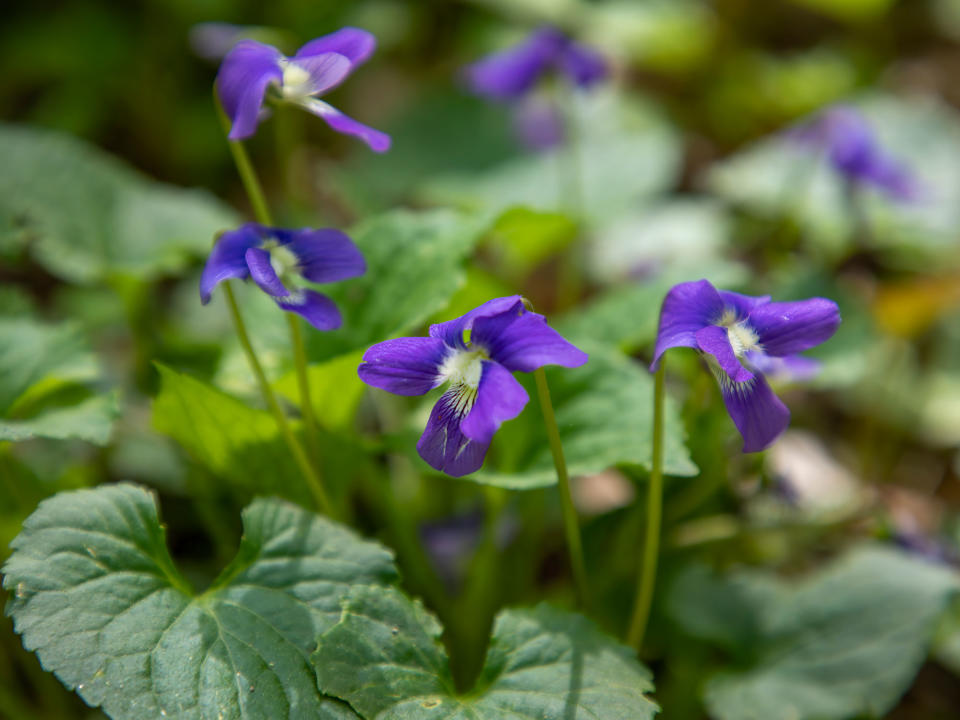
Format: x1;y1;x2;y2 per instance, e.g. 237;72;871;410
200;223;365;331
652;279;840;452
216;27;391;151
358;296;588;477
464;26;607;102
790;105;917;200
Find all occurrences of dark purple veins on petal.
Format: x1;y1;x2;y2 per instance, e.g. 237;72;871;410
460;361;530;446
417;389;489;477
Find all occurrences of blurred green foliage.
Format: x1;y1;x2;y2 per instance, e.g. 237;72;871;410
3;1;960;719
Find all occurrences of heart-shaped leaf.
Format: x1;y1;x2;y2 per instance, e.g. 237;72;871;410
669;546;960;720
0;123;237;284
4;483;398;719
313;585;659;719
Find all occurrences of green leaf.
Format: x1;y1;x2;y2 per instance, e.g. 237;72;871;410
0;391;119;444
934;599;960;677
585;0;717;73
274;350;367;433
675;546;960;720
486;206;578;278
303;209;485;360
476;345;697;489
0;123;237;284
420;89;681;227
313;586;658;719
0;318;97;414
0;318;117;445
152;364;304;500
3;483;397;719
786;0;895;22
707;95;960;265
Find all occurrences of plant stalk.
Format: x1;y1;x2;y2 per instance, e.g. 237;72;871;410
533;366;590;609
627;360;666;651
216;97;330;512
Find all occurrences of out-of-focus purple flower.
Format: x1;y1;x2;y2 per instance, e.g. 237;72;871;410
513;96;566;151
464;26;607;102
215;27;390;151
358;296;588;477
652;280;840;452
791;105;916;200
200;223;365;330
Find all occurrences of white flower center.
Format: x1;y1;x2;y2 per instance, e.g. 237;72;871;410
268;244;300;280
280;60;313;99
718;309;760;357
438;349;485;390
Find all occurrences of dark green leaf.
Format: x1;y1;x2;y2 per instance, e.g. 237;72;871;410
4;483;397;719
313;585;658;719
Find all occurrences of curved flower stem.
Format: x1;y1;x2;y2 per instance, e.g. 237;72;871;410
215;98;330;511
627;360;666;651
533;366;590;610
222;282;332;515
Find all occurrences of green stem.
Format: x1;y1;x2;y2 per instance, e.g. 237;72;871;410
287;312;322;461
217;105;274;227
627;361;666;651
452;487;507;690
222;282;333;515
216;97;331;512
533;366;590;609
556;82;584;309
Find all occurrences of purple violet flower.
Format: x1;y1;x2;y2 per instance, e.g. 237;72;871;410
651;280;840;452
791;105;916;200
200;223;365;331
464;26;607;102
216;27;390;151
358;296;588;477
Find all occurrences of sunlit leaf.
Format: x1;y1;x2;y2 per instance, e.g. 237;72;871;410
475;345;698;489
0;123;237;284
0;392;119;444
153;363;304;499
309;208;487;360
0;318;116;445
274;350;367;433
